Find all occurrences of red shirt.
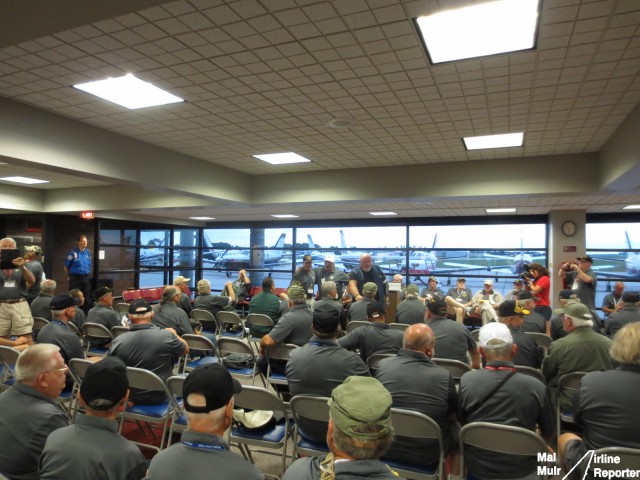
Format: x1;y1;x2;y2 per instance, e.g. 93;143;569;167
533;275;550;306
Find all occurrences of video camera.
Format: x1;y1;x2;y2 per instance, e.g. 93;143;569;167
519;264;533;281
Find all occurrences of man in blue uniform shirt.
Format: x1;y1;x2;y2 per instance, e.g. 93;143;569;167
64;235;92;313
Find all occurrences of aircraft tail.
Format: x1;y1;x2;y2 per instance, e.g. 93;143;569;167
340;230;347;249
273;233;286;248
625;231;633;249
432;233;438;249
307;234;319;249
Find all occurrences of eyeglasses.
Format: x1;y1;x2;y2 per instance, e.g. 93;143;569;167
45;365;69;374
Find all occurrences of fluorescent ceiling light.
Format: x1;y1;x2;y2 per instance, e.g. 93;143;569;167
416;0;539;64
486;208;516;213
271;214;299;218
369;211;398;216
623;205;640;210
253;153;311;165
464;132;524;150
189;216;215;220
73;74;184;109
0;176;49;185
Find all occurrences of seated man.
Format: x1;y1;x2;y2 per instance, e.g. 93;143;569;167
259;284;313;355
549;290;578;340
347;282;377;322
420;276;445;302
173;276;193;315
313;281;346;330
286;306;370;442
108;299;188;404
459;323;554;480
86;286;120;346
559;322;640;480
147;364;263;480
542;303;614;412
497;300;543;369
37;293;88;389
194;278;236;318
444;277;473;323
224;269;251;299
375;323;460;473
395;284;426;325
283;376;398;480
470;279;503;325
291;254;319;305
69;288;87;330
426;299;480;369
152;286;194;336
0;344;68;480
606;291;640;338
30;278;56;320
248;277;288;337
517;291;546;333
39;357;146;480
338;302;403;362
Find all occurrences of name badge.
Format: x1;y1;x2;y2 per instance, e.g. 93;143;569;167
308;288;314;294
4;280;16;288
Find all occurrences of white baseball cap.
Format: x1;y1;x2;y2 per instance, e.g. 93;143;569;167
478;322;513;348
484;279;494;286
324;255;335;263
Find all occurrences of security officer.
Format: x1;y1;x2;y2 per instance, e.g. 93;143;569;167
64;235;92;313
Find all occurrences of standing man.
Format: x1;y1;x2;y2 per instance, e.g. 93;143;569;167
291;254;319;306
64;235;92;313
347;253;386;304
314;255;349;300
601;281;625;318
0;344;68;480
39;357;147;480
0;237;35;350
558;255;597;310
23;245;44;304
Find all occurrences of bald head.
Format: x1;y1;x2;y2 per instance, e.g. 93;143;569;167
359;253;372;272
403;323;435;354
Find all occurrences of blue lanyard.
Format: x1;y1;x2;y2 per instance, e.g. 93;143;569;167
309;341;325;346
182;441;226;451
51;320;66;327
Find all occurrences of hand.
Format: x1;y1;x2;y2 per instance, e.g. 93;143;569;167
164;327;178;336
355;295;363;302
11;257;25;268
12;336;29;346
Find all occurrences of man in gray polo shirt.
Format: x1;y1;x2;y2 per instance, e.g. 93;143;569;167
286;306;370;443
147;364;263;480
0;344;68;480
347;282;377;321
86;286;120;347
153;285;194;336
29;279;56;320
375;323;459;472
338;301;403;362
426;299;480;369
39;357;146;480
395;284;426;325
606;291;640;337
107;299;188;404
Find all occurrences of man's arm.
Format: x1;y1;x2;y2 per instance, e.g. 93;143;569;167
571;264;594;284
347;279;362;301
469;347;481;369
166;327;189;355
224;281;236;303
259;334;276;355
13;257;35;288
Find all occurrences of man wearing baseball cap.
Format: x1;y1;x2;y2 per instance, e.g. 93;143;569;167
147;364;263;479
557;255;597;310
606;291;640;337
283;376;397;480
395;284;427;325
459;322;554;480
39;357;146;480
291;254;320;305
549;290;579;340
347;281;378;322
37;293;88;388
444;277;473;323
173;276;193;315
107;298;188;404
471;279;503;325
314;255;349;300
86;286;120;347
339;301;403;362
497;300;543;369
543;302;614;412
286;306;369;443
420;276;445;302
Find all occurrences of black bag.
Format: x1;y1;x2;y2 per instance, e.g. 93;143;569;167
222;352;255;369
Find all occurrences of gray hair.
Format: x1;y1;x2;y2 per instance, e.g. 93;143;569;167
321;281;336;299
482;338;513;357
197;279;211;295
40;279;57;295
565;314;593;328
331;419;393;460
0;237;17;248
185;393;228;426
15;344;60;382
610;323;640;366
161;285;180;304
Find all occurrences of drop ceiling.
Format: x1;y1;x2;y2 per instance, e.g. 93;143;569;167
0;0;639;224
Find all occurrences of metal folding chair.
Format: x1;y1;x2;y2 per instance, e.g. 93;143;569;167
218;337;263;386
525;332;553;356
166;375;187;442
556;371;587;442
245;313;274;353
389;322;408;331
346;320;369;333
180;334;219;373
115;302;130;315
216;311;245;339
190;309;218;336
0;346;20;391
515;365;545;383
366;352;395;374
230;385;292;476
264;343;297;393
81;322;113;357
432;357;472;383
289;395;331;458
67;357;94;421
32;316;49;340
111;325;130;338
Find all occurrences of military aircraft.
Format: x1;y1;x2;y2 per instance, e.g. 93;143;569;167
213;233;287;270
139;238;169;267
591;232;640;279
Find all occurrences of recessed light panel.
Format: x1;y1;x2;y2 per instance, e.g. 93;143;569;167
416;0;539;64
464;132;524;150
486;208;516;213
369;212;398;216
623;205;640;210
189;217;215;220
0;176;49;184
253;153;311;165
73;74;184;109
271;214;299;218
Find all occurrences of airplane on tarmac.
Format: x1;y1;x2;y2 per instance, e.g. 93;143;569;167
140;238;169;267
591;231;640;279
214;233;287;270
296;234;347;271
202;232;226;264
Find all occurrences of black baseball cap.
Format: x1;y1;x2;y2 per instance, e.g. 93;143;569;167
517;291;534;300
183;364;242;413
622;292;640;303
81;357;129;410
558;289;574;300
93;286;112;301
426;299;447;316
50;293;81;310
456;277;466;283
367;301;386;318
313;305;341;334
498;300;528;317
128;298;153;314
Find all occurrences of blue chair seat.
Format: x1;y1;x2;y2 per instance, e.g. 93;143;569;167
127;401;172;418
58;388;74;399
87;346;109;355
226;366;254;376
220;330;244;339
186;356;218;369
297;434;329;453
383;458;438;475
174;413;187;426
233;418;287;443
269;372;287;382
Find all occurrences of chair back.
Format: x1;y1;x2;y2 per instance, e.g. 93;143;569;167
515;365;545;383
217;311;245;338
67;358;94;420
593;447;640;471
33;316;49;331
111;325;130;337
182;334;217;354
190;309;218;334
471;329;480;342
0;346;20;389
67;321;81;337
366;353;394;373
166;375;187;439
126;366;171;393
245;313;274;329
289;395;331;457
82;322;113;341
557;371;587;439
217;337;260;385
115;303;130;315
346;320;369;333
388;322;408;331
432;357;472;380
525;332;553;354
265;343;297;363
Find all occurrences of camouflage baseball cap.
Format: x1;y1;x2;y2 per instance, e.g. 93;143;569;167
328;376;392;440
363;282;378;295
406;284;419;295
287;284;306;302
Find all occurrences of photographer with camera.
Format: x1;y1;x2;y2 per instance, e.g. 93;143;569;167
557;256;597;310
525;263;552;324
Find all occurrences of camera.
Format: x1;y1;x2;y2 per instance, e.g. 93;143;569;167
561;262;577;271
